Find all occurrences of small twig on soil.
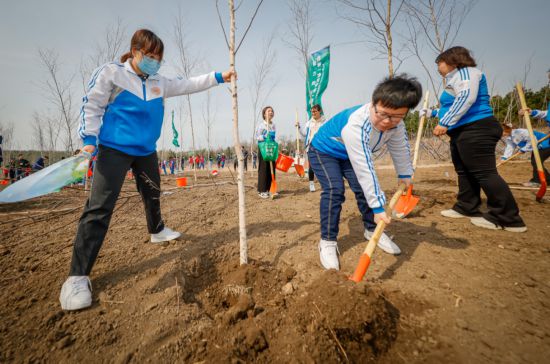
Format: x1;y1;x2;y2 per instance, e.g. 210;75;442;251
102;300;125;304
313;302;349;363
176;277;180;314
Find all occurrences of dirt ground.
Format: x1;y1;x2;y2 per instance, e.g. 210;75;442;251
1;161;549;363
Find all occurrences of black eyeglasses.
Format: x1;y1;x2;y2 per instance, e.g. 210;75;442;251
373;104;407;122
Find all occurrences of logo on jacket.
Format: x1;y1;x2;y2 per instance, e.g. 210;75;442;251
151;86;161;95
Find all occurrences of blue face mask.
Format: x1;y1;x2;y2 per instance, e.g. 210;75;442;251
137;55;161;75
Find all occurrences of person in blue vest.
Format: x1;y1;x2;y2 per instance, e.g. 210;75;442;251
501;124;550;187
308;74;421;270
421;46;526;232
518;68;550;128
59;29;234;311
32;155;48;171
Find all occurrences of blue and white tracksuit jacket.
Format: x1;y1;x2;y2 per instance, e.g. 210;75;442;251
530;102;550;127
78;60;224;156
429;67;493;130
298;116;327;150
311;103;413;214
502;129;550;160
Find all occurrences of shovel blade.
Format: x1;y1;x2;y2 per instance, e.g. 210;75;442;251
394;186;419;218
536;171;547;202
295;164;305;177
270;174;277;195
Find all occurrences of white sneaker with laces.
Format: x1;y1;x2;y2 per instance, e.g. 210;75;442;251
364;229;401;255
309;181;316;192
258;192;270;199
319;239;340;270
440;209;468;218
60;276;92;311
470;217;527;233
151;227;181;243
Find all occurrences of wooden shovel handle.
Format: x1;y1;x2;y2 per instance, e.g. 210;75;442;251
412;91;430;171
363;184;408;256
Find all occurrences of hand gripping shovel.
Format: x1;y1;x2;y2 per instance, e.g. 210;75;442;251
517;82;547;202
394;91;430;218
349;183;407;282
294;109;305;177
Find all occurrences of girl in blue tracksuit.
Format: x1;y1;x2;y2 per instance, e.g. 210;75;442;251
60;29;233;311
501;125;550;186
424;46;525;232
309;75;422;270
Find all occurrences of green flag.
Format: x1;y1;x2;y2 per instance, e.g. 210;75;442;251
306;46;330;118
171;110;180;148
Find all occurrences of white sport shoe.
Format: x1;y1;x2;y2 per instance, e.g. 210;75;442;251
319;240;340;270
364;229;401;255
60;276;92;311
258;192;270;199
470;217;527;233
151;227;181;243
309;181;316;192
440;209;468;218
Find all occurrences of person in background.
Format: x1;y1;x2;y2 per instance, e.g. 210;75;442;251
256;106;277;199
252;151;258;169
421;46;526;232
59;28;235;311
32;155;48;171
16;154;30;180
501;124;550;187
297;104;327;192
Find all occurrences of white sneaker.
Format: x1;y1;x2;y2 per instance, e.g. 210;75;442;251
151;227;181;243
440;209;468;218
309;181;316;192
258;192;270;199
60;276;92;311
470;217;527;233
319;240;340;270
364;230;401;255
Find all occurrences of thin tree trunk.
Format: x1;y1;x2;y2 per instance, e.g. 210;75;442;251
386;0;394;77
228;0;248;265
186;95;198;182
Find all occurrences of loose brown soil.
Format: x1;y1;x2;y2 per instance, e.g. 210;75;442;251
1;161;549;363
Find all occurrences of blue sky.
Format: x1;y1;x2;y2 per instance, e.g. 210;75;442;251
1;0;549;151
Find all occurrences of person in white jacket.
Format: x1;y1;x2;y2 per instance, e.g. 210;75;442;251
255;106;277;198
308;75;421;270
60;29;234;311
297;104;326;192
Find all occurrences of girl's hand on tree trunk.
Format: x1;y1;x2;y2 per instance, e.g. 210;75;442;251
222;70;237;82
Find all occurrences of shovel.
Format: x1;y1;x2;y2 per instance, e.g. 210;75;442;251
349;183;407;282
294;109;305;177
517;82;547;202
394;91;430;218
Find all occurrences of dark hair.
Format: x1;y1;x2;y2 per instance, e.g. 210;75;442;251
311;104;323;113
121;29;164;63
262;106;274;120
372;74;422;109
502;123;512;134
435;46;477;68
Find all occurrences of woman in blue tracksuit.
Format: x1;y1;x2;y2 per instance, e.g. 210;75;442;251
60;29;234;311
424;46;526;232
